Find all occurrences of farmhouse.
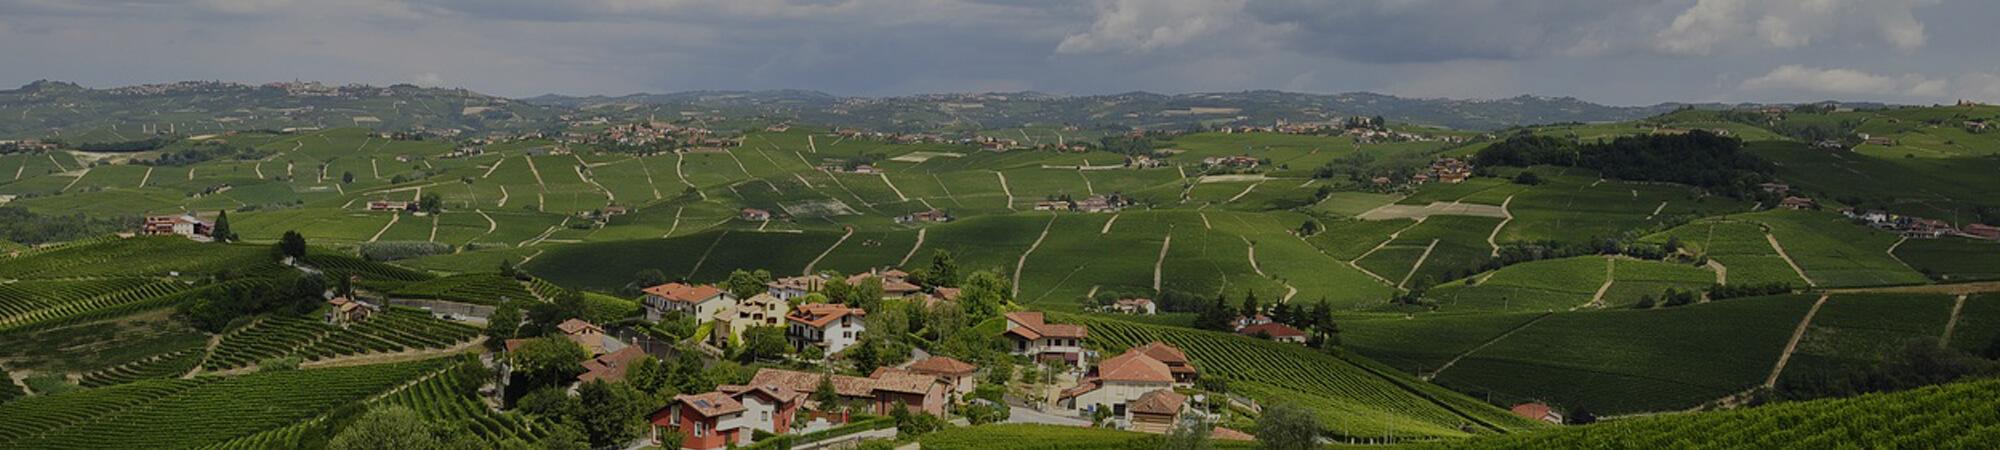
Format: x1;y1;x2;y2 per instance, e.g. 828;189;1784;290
324;297;373;325
1777;196;1817;210
846;268;923;299
1034;201;1072;211
1511;403;1565;424
1126;389;1188;434
1202;156;1261;167
1229;315;1272;331
710;293;790;349
1109;298;1156;315
786;303;867;354
1059;348;1173;414
1239;322;1308;344
767;275;827;301
747;368;946;416
1003;311;1088;368
601;205;628;216
367;200;413;212
1129;342;1199;385
141;214;214;241
1075;194;1126;213
905;356;979;396
642;283;735;323
578;346;647;384
1964;224;2000;240
650;391;755;449
558;318;609;354
740;208;773;221
897;209;953;223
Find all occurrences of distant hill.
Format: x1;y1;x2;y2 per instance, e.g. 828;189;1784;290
0;80;561;140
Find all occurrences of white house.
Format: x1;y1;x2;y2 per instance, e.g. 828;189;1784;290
1060;348;1175;415
766;275;826;302
786;303;867;355
643;283;735;323
711;293;790;348
1002;311;1088;368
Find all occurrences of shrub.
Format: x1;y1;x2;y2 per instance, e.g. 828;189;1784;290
358;241;454;262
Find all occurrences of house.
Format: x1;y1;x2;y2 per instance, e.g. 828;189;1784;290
141;214;214;241
367;200;412;212
557;318;608;354
1075;194;1124;213
1239;322;1308;344
711;293;791;349
1060;348;1173;413
1511;403;1564;424
767;275;826;302
1002;311;1089;368
1229;315;1272;331
1906;219;1957;239
1033;201;1072;211
1777;196;1817;210
1129;342;1198;385
579;346;647;384
642;283;735;323
740;208;773;221
602;205;629;216
1759;183;1792;194
786;303;868;355
898;209;952;223
905;356;979;396
846;269;923;299
747;368;946;416
1127;389;1188;434
868;367;950;416
325;297;373;325
650;392;749;450
1201;156;1260;167
1965;224;2000;240
1109;299;1156;315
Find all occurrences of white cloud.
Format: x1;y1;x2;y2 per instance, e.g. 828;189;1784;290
1055;0;1251;54
1657;0;1939;56
1738;65;1946;97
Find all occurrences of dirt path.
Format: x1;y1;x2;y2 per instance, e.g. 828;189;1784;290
1153;233;1172;293
804;227;855;275
59;168;88;192
1013;215;1057;297
1241;236;1266;277
1101;214;1120;234
996;171;1017;211
1647;201;1669;220
495;185;509;208
523;156;547;190
1765;232;1817;287
1487;195;1515;257
723;149;754;177
285;161;294;178
1884;235;1920;273
1942;294;1969;347
15;165;25;180
1426;313;1553;380
637;157;663;199
371;158;381;179
480;157;504;178
46;153;69;172
1398;238;1441;289
575;164;615;203
1827;281;2000;295
1199;212;1213;230
684;230;731;279
427;215;440;242
369;213;401;242
880;174;909;202
1225;181;1266;203
1708;259;1729;285
466;210;497;243
1078;170;1096;195
1765;293;1832;387
807;135;819;153
1355;218;1426;264
930;174;966;207
899;228;928;267
1582;257;1615;309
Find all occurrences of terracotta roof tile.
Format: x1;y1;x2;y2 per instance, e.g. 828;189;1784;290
676;391;746;417
788;303;865;328
642;283;725;303
868;368;941;394
906;356;978;375
1127;389;1186;416
1004;311;1087;339
1238;322;1306;338
1095;350;1173;384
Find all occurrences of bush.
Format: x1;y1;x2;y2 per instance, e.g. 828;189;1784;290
359;241;454;262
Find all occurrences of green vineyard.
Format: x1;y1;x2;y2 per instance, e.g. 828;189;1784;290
0;279;190;330
77;347;206;387
376;356;551;444
1066;314;1547;440
204;308;481;371
388;273;537;305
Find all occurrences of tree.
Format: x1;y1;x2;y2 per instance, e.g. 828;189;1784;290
1513;170;1544;185
812;372;842;409
853;276;886;311
1193;294;1233;332
574;380;649;448
1241;291;1260;318
634;269;669;289
738;326;790;362
499;258;519;279
1270;303;1293;327
342;171;356;184
211;211;237;243
823;277;855;306
725;269;774;300
1254;402;1321;450
418;193;443;214
508;336;590;392
487;301;522;342
328;406;439;450
626;356;673;397
1161;413;1214;450
1566;406;1598;425
278;230;307;260
926;250;960;287
957;270;1011;321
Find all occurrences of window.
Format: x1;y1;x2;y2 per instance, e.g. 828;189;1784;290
695;422;706;437
762;411;770;421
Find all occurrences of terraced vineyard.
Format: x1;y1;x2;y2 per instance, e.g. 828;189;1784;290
300;252;436;283
0;237;280;280
0;279;191;331
204;308;481;371
77;347;206;387
0;358;450;449
388;273;536;305
1067;314;1547;439
1430;378;2000;449
376;356;550;443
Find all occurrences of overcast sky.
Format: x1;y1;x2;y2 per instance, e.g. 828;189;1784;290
3;0;1997;105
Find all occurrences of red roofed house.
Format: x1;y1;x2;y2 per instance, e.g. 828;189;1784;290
1964;223;2000;240
1003;312;1088;368
1060;347;1174;414
1511;403;1564;424
786;303;867;355
579;346;647;384
642;283;736;323
142;214;214;241
558;318;607;354
1130;342;1198;385
714;384;805;435
1239;322;1308;344
325;297;374;325
847;268;923;299
1110;298;1156;315
1127;389;1188;434
740;208;773;221
905;356;979;395
1777;196;1817;210
868;367;949;416
650;392;748;449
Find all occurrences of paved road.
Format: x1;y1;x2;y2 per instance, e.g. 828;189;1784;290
1005;404;1089;426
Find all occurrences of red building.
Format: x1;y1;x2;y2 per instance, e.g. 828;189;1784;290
648;386;805;450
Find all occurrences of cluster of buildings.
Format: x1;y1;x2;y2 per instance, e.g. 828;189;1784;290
140;214;215;241
1201;156;1262;168
1842;208;2000;240
895;209;952;224
1228;315;1308;344
1033;194;1131;213
639;269;941;356
1415;157;1473;184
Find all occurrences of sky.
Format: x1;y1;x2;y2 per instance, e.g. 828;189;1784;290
3;0;1998;106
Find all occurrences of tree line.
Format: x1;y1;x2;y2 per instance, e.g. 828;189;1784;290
1472;131;1777;198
